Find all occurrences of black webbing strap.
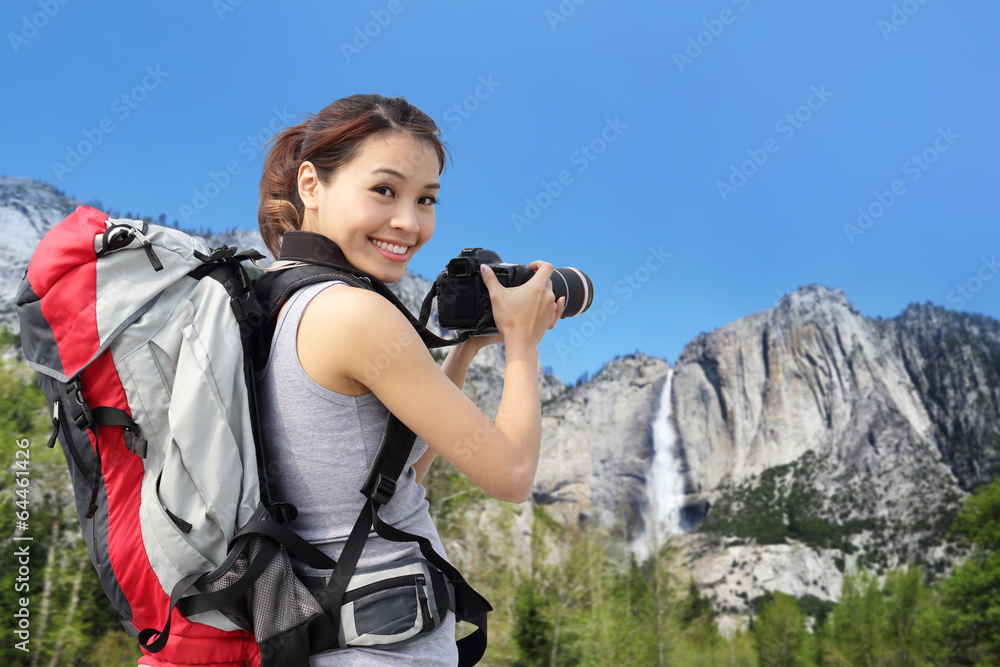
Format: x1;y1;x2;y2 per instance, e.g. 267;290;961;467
316;500;377;640
230;519;336;572
360;415;416;505
92;406;147;458
371;503;491;666
295;415;421;660
57;378;104;518
90;406;135;428
321;414;489;665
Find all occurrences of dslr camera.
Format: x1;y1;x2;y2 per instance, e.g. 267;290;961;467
432;248;593;334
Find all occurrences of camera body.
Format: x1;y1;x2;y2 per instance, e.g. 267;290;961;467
433;248;593;334
435;248;520;333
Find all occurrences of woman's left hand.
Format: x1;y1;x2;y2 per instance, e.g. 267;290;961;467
467;332;504;351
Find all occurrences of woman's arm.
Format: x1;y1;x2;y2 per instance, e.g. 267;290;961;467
412;339;486;483
297;265;563;503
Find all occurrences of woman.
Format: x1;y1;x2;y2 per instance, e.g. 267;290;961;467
255;94;565;665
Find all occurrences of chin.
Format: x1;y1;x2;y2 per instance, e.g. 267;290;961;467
366;265;406;284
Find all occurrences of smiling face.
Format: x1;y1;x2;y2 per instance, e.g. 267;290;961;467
298;132;441;283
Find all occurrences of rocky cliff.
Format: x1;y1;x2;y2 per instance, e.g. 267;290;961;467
525;285;997;617
533;354;670;533
4;177;997;619
673;286;960;520
664;285;997;614
893;303;1000;490
0;177;76;326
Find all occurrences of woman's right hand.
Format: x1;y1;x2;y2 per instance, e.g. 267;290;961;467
479;262;566;348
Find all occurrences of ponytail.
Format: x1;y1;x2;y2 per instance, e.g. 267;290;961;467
258;120;310;257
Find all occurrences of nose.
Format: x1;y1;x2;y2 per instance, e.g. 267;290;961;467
390;203;420;235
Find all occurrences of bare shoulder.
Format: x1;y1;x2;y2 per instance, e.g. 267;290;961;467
302;284;417;343
297;284;428;394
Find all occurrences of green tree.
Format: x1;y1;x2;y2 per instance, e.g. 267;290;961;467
823;572;887;666
513;576;557;666
881;568;940;667
754;591;815;667
939;478;1000;665
0;333;139;665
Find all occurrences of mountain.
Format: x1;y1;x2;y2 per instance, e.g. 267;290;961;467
0;177;75;327
655;286;996;613
3;177;997;621
0;177;274;333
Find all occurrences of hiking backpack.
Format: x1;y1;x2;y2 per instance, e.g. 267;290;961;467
16;206;490;666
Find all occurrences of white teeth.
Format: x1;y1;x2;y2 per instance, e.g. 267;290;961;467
371;239;407;255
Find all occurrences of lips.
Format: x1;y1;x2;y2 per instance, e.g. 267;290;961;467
369;237;412;262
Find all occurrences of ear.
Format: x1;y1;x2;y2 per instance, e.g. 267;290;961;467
298;161;321;210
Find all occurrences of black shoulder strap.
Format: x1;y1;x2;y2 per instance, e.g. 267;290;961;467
273;231;467;349
361;417;491;665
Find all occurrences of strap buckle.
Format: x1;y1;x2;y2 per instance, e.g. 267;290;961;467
65;379;93;430
231;293;264;329
369;473;397;506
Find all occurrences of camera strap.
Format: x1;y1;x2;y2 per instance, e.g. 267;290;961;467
417;288;496;339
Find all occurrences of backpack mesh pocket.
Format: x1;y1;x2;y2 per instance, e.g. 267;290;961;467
199;516;323;643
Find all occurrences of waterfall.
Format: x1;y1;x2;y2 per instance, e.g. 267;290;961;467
632;367;686;560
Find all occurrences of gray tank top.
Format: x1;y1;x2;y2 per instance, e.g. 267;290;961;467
256;280;457;666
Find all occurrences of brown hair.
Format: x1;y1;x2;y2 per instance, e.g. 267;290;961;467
258;94;448;256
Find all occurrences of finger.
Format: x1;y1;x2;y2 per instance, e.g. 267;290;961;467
550;296;566;328
528;261;554;283
479;264;501;294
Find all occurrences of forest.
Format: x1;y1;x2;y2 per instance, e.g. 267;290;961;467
1;329;996;666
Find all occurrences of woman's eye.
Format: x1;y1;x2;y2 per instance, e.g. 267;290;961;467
374;185;394;197
419;195;438;206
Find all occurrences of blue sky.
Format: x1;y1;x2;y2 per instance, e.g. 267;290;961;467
2;0;998;384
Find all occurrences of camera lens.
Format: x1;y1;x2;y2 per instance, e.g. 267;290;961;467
550;267;593;318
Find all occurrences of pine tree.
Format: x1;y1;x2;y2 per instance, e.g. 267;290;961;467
939;478;1000;664
754;592;815;667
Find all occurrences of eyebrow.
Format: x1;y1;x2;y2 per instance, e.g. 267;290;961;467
372;168;439;190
